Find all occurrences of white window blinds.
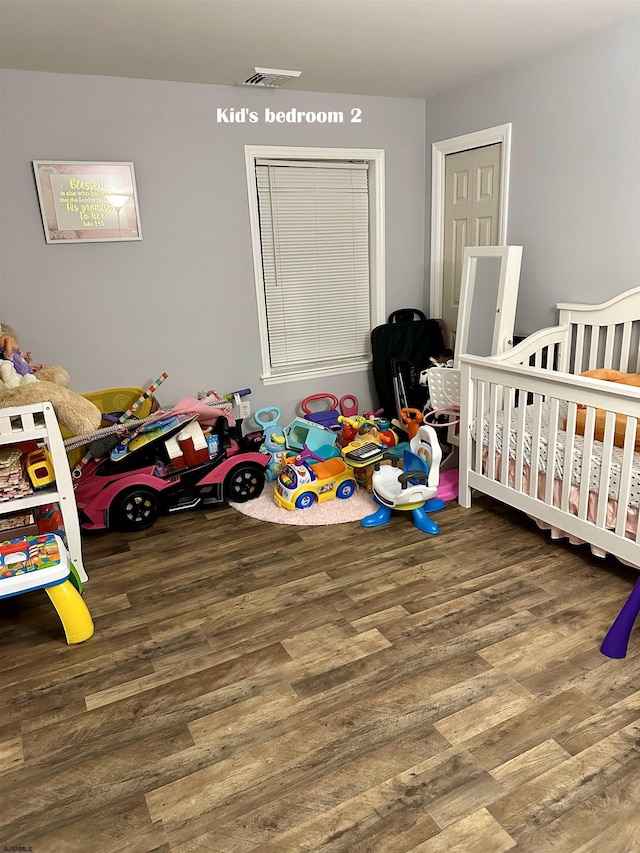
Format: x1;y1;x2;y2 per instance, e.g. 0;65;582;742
255;160;371;375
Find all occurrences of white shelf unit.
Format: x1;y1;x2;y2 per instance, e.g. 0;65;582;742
0;401;87;583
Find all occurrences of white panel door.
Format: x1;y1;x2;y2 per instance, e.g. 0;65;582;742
442;143;501;349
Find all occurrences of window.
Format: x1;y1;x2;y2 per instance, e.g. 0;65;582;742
245;146;385;385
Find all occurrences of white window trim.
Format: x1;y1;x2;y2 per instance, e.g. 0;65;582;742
245;145;386;386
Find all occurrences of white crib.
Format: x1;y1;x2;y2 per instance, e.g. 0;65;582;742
459;286;640;570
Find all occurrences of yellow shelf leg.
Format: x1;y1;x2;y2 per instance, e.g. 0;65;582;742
45;581;94;644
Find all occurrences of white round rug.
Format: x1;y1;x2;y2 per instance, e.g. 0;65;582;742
229;485;379;526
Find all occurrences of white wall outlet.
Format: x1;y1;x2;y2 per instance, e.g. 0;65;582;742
239;401;251;419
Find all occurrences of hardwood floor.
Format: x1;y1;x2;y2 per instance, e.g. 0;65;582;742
1;495;639;852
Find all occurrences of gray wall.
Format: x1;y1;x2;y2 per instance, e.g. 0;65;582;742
426;21;640;335
2;19;638;427
0;71;427;421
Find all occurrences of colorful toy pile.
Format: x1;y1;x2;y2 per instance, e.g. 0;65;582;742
254;394;406;513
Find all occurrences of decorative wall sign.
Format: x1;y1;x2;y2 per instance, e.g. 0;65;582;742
32;161;142;243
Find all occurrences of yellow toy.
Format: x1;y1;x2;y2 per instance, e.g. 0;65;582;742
46;580;94;644
25;447;56;488
0;533;94;644
273;446;357;511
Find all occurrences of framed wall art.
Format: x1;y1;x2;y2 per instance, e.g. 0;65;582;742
32;161;142;244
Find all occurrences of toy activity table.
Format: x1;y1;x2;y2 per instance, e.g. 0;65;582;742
0;533;94;644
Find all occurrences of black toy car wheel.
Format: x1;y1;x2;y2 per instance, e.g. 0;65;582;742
225;463;265;503
111;487;161;531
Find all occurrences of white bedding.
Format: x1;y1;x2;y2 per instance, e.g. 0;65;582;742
472;402;640;508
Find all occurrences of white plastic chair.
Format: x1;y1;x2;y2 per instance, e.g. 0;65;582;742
361;424;445;534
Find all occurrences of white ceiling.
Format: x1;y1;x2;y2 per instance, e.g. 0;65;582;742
0;0;638;99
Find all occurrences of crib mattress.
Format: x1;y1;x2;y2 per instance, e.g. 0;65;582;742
472;402;640;508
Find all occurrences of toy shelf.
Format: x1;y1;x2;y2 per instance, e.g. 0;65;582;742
0;402;87;583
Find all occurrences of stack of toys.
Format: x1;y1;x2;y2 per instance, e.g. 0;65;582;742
0;447;33;503
0;509;38;539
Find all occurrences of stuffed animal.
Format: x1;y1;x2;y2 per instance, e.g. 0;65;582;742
564;368;640;452
1;347;33;378
0;322;101;435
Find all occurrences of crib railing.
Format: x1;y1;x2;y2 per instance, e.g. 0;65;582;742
558;287;640;374
489;324;569;372
459;355;640;568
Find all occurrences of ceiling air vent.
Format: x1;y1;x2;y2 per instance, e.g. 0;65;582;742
238;67;302;88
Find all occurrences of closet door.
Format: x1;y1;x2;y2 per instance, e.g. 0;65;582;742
442;143;501;349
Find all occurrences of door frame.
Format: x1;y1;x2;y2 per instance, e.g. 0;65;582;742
429;123;512;319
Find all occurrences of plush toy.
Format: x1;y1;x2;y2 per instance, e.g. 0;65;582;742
1;347;33;378
564;368;640;452
0;323;101;435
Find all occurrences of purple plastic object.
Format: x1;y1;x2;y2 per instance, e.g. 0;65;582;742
1;350;32;376
600;576;640;659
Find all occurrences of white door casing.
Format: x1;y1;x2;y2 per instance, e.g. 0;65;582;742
429;124;512;326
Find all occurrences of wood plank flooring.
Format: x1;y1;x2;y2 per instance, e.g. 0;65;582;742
1;495;639;852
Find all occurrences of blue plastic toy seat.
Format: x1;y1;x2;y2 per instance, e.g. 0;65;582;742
361;424;445;534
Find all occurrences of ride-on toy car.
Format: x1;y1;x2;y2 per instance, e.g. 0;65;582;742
273;446;357;511
74;413;267;531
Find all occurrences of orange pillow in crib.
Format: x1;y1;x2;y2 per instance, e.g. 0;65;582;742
581;369;640;388
562;369;640;451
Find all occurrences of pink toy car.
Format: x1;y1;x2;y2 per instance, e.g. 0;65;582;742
74;415;267;532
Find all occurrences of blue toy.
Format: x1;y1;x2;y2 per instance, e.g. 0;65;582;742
361;424;445;534
283;417;338;455
254;407;287;482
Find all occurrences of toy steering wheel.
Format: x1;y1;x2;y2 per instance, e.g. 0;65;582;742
253;407;283;431
296;444;324;465
400;407;423;439
301;394;339;415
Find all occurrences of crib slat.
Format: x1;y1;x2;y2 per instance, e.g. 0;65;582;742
545;397;560;506
595;411;616;529
501;386;514;486
573;326;586;373
619;322;633;372
561;403;578;513
529;393;543;498
514;393;527;493
474;380;485;475
486;384;498;481
587;326;600;370
613;416;636;538
603;324;616;369
578;406;597;521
